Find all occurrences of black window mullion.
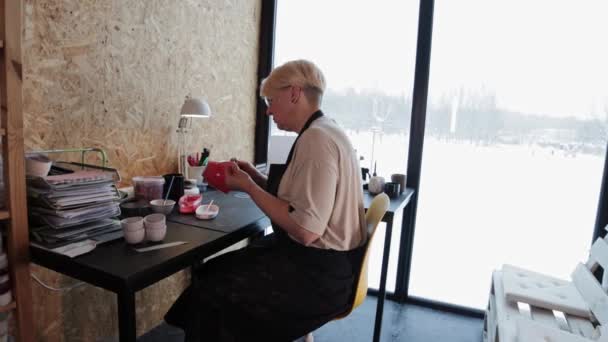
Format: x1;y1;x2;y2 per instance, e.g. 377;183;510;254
254;0;277;167
394;0;435;302
593;141;608;240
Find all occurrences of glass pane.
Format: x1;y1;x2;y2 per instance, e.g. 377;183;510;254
410;0;608;308
272;0;419;291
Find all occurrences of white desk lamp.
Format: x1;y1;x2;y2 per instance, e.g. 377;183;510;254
177;98;212;175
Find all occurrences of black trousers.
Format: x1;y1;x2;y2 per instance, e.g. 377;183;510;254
165;234;364;342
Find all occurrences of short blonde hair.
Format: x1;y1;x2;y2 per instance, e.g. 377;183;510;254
260;60;326;106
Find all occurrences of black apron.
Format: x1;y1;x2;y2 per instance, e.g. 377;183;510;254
266;109;323;241
166;110;365;342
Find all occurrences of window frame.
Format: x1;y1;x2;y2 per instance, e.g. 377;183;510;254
253;0;608;317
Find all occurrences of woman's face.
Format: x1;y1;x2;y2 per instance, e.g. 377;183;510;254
264;86;295;131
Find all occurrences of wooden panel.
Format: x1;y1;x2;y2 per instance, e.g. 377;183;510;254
572;263;608;325
565;314;596;339
587;238;608;269
22;1;262;339
485;292;497;342
516;319;597;342
529;305;560;330
0;210;9;220
22;1;262;185
491;271;519;341
502;264;590;318
1;0;35;341
489;268;603;342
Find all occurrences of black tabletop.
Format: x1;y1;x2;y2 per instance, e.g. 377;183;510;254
364;188;414;215
29;189;410;294
30;220;265;293
167;190;266;233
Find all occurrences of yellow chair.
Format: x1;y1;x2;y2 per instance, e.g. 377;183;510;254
335;192;390;319
301;193;390;342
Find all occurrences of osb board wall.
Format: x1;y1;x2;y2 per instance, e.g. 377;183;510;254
22;0;262;340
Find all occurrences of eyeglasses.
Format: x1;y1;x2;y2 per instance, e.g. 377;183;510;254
263;96;273;107
263;85;293;107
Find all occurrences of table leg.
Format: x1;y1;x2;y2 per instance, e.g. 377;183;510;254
373;218;393;342
118;291;136;342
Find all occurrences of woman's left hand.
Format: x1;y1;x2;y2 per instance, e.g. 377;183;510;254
224;162;254;193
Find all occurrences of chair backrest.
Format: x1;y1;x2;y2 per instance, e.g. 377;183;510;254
336;193;390;319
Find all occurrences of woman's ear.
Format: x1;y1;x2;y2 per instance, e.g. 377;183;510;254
291;86;301;104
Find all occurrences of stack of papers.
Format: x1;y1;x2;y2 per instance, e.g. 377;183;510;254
27;169;123;257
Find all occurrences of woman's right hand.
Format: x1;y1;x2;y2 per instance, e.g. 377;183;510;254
230;158;257;178
225;162;254;193
230;158;267;189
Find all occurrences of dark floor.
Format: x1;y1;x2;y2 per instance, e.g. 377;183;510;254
138;297;484;342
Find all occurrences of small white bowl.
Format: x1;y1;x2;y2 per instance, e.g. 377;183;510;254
124;227;145;244
121;217;144;231
149;199;176;215
195;204;219;220
145;225;166;242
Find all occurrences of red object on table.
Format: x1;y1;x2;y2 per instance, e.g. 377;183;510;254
178;194;203;214
203;161;231;193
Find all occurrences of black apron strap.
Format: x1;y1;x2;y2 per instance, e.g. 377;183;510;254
266;109;324;197
266;110;324;240
284;110;324;166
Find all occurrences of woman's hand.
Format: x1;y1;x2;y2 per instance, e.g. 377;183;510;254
230;158;267;189
224;162;254;193
230;158;257;178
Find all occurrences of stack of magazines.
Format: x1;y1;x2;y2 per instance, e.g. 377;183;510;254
27;169;123;257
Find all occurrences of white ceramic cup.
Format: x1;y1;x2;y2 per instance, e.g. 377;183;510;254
368;176;386;195
187;165;206;185
145;225;167;242
121;217;144;231
144;213;166;227
123;228;145;244
25;155;52;177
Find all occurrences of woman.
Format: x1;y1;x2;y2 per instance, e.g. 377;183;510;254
165;60;366;341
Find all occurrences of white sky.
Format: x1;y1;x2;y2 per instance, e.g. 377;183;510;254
275;0;608;118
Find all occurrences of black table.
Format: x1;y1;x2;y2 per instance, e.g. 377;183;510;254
30;211;267;341
30;189;411;341
363;189;414;342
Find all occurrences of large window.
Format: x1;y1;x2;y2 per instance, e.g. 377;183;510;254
271;0;419;290
409;0;608;309
264;0;608;312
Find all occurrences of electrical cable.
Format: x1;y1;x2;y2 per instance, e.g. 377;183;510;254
30;272;85;292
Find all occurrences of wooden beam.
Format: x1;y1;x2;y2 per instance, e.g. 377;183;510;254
1;1;35;341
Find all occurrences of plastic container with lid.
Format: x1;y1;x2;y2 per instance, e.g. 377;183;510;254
132;176;165;202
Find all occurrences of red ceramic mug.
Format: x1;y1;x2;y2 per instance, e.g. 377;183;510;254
202;161;232;193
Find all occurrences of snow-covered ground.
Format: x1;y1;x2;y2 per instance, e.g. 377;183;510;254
349;131;604;309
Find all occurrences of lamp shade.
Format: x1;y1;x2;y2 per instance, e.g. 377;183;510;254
180;98;212;118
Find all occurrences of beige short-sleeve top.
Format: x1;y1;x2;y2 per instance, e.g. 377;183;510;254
277;116;366;251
